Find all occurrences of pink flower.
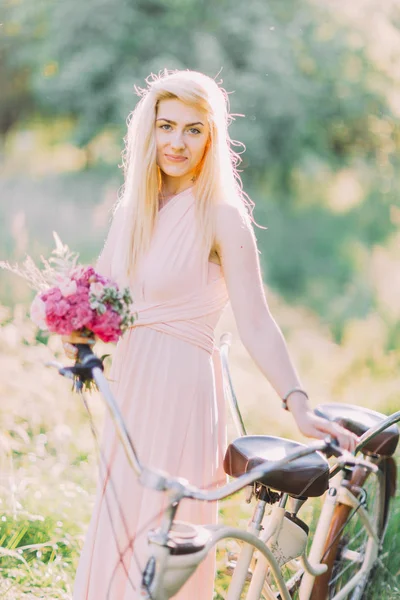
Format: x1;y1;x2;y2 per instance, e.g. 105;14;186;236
48;298;70;317
96;274;109;285
46;315;73;335
41;287;62;303
71;265;96;285
91;310;122;342
59;278;77;297
30;295;48;329
70;303;93;330
29;264;129;342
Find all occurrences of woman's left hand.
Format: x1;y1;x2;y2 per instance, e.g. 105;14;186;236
288;395;359;453
61;331;95;360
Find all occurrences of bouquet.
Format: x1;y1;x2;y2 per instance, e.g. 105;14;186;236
0;233;135;344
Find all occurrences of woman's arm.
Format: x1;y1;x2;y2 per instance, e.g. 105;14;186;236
214;203;357;451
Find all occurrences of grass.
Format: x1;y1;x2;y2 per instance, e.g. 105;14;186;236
0;300;399;598
372;503;400;598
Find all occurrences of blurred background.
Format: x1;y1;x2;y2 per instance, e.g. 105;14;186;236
0;0;400;598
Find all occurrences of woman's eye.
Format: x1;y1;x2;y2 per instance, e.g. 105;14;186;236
159;124;201;134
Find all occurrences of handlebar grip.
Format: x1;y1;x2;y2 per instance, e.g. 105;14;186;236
314;408;347;457
61;344;104;386
74;343;104;372
75;343;98;364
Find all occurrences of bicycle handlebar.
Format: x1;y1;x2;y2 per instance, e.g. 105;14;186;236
52;343;400;505
50;343;386;506
355;411;400;455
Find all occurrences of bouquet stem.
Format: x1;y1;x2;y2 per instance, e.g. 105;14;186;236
61;330;95;345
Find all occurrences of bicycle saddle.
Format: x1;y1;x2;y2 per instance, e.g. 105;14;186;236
223;436;330;497
315;403;399;456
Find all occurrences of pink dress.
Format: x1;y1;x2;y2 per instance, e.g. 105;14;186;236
73;187;229;599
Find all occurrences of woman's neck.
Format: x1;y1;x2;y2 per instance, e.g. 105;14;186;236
160;175;195;199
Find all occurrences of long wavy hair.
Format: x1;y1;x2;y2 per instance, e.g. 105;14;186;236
116;68;253;279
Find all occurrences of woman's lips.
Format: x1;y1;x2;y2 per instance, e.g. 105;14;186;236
165;154;187;162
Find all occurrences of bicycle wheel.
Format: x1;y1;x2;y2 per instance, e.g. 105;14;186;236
311;458;395;600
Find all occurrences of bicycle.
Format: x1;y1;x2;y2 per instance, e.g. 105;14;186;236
52;334;400;600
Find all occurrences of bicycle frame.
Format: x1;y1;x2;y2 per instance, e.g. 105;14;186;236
142;495;328;600
141;456;384;600
219;335;400;600
86;365;333;600
62;341;400;600
298;462;384;600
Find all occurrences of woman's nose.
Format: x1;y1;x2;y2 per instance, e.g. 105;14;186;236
170;132;185;150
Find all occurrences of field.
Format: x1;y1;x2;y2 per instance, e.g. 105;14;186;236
2;2;400;596
0;294;399;599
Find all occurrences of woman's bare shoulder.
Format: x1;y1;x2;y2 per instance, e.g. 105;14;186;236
210;202;252;263
214;202;252;240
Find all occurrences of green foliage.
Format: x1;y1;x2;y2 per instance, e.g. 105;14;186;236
0;2;36;137
1;7;400;597
0;511;83;598
2;0;400;326
0;513;79;564
4;0;396;164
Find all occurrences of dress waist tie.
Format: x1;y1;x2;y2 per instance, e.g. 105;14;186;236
129;278;228;355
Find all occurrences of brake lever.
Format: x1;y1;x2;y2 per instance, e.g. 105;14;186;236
336;454;379;474
323;436;379;474
45;344;104;389
323;436;343;458
46;360;65;371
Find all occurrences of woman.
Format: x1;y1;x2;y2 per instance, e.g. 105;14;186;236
71;69;357;600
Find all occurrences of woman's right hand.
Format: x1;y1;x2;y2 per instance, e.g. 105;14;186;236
61;331;95;360
288;394;359;453
62;339;79;360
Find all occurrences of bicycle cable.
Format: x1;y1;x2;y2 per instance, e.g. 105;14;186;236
320;493;365;563
78;385;230;599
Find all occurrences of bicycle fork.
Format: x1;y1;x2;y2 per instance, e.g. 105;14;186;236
227;486;334;600
227;494;269;599
244;504;286;600
298;472;342;600
244;496;310;600
227;492;289;600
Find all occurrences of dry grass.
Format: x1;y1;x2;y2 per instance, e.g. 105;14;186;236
0;297;399;598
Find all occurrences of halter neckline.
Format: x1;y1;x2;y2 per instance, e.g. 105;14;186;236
158;185;194;213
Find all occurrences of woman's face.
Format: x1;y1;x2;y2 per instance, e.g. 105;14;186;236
155;98;210;183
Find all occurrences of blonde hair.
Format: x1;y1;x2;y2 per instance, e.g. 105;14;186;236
116;68;253;279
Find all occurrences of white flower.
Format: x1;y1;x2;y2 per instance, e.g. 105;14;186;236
58;278;77;297
89;281;104;298
53;273;65;284
30;295;48;329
